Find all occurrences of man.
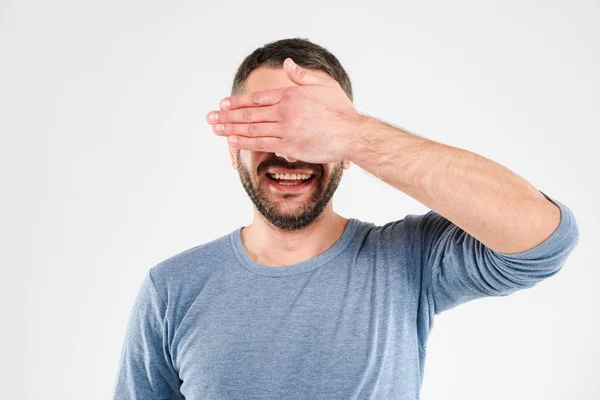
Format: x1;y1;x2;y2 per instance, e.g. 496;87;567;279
113;38;579;399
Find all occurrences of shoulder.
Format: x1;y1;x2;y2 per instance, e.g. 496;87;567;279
355;212;430;243
349;214;429;267
147;230;234;302
353;211;448;269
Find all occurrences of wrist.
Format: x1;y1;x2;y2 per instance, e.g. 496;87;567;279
348;113;391;168
345;113;375;164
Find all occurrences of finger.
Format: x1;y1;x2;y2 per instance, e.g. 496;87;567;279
206;104;281;125
227;135;282;153
219;87;284;111
212;122;281;138
284;57;340;89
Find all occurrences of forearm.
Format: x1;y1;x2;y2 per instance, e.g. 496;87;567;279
348;115;561;254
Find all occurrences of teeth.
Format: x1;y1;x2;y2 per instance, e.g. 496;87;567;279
268;173;312;180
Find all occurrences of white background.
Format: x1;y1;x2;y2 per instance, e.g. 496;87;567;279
2;0;598;398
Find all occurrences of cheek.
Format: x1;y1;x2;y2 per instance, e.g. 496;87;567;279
237;152;259;171
240;150;253;163
322;162;340;178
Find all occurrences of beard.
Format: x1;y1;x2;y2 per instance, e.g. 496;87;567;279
235;150;344;231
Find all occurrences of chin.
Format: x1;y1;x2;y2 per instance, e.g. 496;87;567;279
273;203;310;215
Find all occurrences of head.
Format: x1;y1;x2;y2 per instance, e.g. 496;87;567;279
228;38;354;231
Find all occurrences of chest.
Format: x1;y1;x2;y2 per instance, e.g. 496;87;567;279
170;265;418;399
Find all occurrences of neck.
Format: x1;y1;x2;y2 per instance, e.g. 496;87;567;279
240;206;349;267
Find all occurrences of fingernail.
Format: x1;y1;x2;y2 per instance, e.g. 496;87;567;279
220;99;230;110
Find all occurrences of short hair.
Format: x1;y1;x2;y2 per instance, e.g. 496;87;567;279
230;37;353;102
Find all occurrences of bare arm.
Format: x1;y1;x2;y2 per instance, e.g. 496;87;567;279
349;116;561;254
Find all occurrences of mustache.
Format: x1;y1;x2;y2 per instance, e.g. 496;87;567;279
259;159;322;174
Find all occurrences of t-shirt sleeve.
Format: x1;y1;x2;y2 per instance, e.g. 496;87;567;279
113;269;181;399
408;190;580;315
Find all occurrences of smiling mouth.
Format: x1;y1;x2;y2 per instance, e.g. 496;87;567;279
265;172;316;185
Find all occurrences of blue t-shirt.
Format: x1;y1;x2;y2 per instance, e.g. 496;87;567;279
113;191;579;399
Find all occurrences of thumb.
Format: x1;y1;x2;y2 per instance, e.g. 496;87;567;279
284;57;323;86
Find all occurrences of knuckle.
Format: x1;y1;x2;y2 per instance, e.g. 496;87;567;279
252;91;262;105
220;110;229;122
248;123;259;136
256;137;265;150
278;103;291;118
281;87;295;100
244;107;253;121
282;87;303;105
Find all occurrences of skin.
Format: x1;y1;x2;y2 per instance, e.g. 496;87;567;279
225;66;353;267
206;57;561;265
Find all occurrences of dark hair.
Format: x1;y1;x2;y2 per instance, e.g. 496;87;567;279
230;37;353;102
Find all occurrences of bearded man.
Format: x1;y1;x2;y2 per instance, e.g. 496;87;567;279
113;37;579;400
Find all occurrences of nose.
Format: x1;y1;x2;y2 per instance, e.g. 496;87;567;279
275;153;297;163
